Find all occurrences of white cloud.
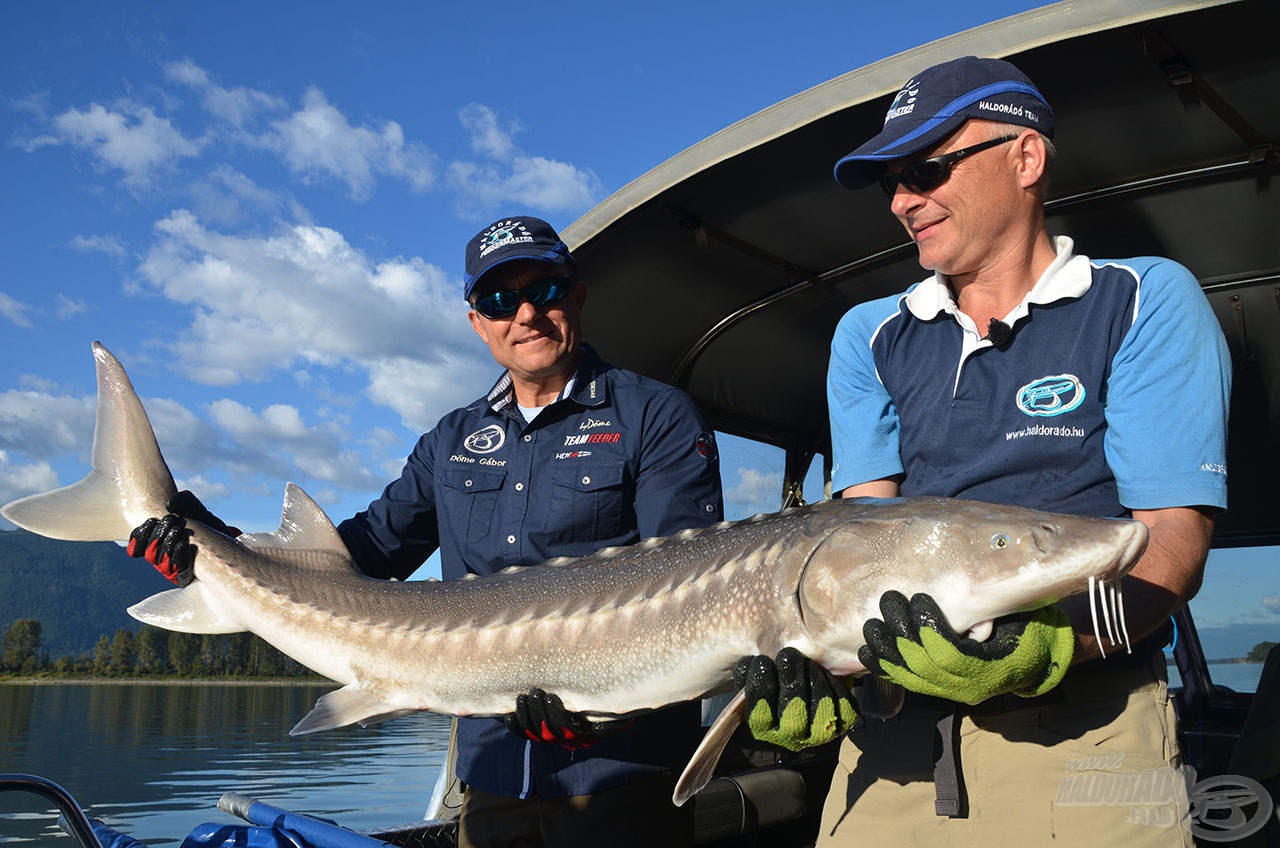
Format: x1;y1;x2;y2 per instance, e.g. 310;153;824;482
164;58;285;127
135;209;493;430
448;104;602;216
0;450;60;521
70;234;127;257
0;389;95;456
1263;596;1280;616
725;467;782;518
56;295;89;319
263;87;435;201
38;101;201;188
0;292;34;328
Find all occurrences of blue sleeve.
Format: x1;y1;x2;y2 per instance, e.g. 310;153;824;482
337;427;442;580
1103;259;1230;510
827;300;906;493
634;388;724;538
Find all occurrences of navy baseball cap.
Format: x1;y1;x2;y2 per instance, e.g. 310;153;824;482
834;56;1053;190
464;216;575;300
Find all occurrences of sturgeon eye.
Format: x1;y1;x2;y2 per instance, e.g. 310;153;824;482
991;533;1010;550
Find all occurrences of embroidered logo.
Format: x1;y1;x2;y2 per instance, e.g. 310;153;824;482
579;417;612;430
564;432;621;446
695;431;718;462
478;220;533;259
555;450;593;460
884;81;919;124
1016;374;1085;418
464;424;506;454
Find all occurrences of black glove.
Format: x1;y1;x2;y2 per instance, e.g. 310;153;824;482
504;688;632;751
126;490;241;587
734;647;858;751
858;590;1074;705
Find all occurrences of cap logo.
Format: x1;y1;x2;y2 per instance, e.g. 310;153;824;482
884;81;920;126
478;220;534;258
977;100;1040;124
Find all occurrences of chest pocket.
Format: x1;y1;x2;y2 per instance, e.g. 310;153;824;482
549;460;627;544
441;468;506;543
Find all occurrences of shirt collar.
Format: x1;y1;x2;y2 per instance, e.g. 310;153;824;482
484;344;609;416
903;236;1092;323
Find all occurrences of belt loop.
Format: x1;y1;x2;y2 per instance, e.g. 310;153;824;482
932;706;968;817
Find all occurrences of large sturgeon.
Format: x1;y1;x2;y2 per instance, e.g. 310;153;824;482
2;343;1146;804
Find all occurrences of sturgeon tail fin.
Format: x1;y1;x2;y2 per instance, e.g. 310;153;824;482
0;342;177;541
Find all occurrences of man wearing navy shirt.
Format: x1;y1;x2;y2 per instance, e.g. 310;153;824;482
131;215;723;847
741;58;1229;845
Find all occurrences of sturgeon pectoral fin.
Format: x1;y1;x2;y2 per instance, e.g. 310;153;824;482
673;689;747;807
291;685;410;736
127;583;247;634
859;676;905;720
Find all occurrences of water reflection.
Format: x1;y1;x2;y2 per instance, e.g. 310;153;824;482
0;684;449;848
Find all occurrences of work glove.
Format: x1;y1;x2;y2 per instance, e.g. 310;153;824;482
126;490;242;587
504;688;633;751
735;647;858;752
859;590;1075;706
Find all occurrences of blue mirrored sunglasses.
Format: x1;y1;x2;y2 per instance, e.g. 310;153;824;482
472;274;575;319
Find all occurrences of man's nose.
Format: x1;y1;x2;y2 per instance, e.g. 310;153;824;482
513;297;541;323
890;184;925;218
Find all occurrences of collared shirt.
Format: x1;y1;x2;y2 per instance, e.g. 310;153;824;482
338;344;723;798
827;236;1230;516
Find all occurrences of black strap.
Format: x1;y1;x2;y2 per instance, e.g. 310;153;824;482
932;706;967;818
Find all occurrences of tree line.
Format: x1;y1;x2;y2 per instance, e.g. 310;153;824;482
0;618;321;679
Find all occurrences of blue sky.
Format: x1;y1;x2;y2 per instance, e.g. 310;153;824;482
1;1;1275;638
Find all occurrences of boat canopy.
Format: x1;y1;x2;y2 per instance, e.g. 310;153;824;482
564;0;1279;544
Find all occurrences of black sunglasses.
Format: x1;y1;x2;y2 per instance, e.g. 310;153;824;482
879;134;1019;197
472;274;575;319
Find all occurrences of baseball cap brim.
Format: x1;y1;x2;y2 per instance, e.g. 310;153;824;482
833;113;970;190
464;243;574;300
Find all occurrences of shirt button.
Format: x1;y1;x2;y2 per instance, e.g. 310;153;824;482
705;504;715;513
523;435;532;443
465;479;473;488
515;482;524;492
581;476;591;486
506;535;516;545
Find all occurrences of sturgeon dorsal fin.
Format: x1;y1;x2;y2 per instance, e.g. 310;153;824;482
290;685;414;735
127;583;247;634
237;483;353;569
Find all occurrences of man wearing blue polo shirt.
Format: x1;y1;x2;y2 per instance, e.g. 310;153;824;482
129;215;723;847
739;57;1229;845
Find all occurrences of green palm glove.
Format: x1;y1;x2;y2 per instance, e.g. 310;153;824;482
858;591;1075;706
734;647;858;752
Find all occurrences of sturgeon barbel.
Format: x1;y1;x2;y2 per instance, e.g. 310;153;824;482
2;343;1147;804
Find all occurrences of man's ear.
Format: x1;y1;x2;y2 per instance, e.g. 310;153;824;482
1014;131;1048;190
468;309;489;343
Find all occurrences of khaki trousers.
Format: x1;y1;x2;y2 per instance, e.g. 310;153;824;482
457;769;693;848
819;655;1193;847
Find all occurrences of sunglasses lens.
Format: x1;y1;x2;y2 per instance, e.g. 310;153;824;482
475;290;520;319
903;160;948;193
526;275;570;307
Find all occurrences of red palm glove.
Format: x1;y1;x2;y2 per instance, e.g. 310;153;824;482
504;688;632;750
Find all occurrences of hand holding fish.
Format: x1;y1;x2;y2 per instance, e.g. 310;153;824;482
505;688;633;750
126;491;241;586
735;647;857;752
858;591;1075;706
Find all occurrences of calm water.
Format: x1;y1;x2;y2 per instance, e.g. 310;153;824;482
0;683;450;848
1;667;1265;847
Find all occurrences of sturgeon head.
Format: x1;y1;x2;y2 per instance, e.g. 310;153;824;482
795;497;1149;672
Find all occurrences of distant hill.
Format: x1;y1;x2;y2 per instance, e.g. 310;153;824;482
1195;621;1280;662
0;529;175;658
